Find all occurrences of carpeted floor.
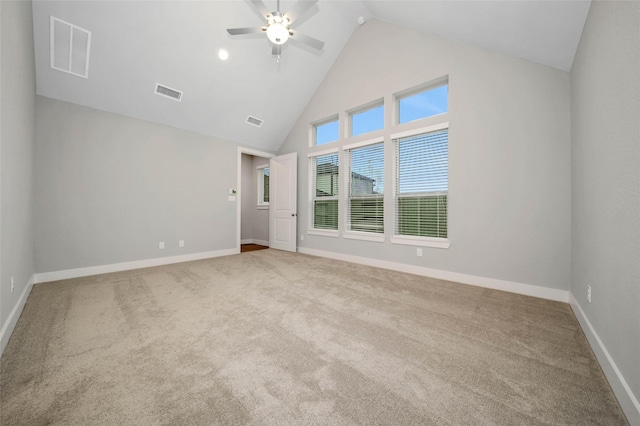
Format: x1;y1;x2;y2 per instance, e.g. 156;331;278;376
0;250;628;425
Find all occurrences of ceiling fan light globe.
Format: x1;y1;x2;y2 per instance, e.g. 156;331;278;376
267;22;289;45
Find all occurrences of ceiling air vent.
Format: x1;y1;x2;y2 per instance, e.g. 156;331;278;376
246;116;264;128
50;17;91;78
155;83;183;102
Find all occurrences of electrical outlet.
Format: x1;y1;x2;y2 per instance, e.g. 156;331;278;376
179;240;184;248
587;285;592;303
11;276;14;293
417;248;423;257
159;241;165;249
300;235;304;241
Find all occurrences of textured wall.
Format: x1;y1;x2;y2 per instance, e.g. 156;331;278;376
34;97;238;273
279;19;571;291
570;1;640;420
1;0;36;333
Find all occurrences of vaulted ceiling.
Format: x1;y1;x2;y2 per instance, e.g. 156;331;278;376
31;0;591;152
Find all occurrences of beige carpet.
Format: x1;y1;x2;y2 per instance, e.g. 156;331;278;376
0;250;627;425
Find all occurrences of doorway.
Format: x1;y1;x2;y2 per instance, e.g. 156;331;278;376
240;152;271;251
236;147;297;253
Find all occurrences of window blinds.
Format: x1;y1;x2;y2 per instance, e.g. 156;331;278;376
394;129;448;238
311;153;339;230
346;142;385;233
262;167;270;203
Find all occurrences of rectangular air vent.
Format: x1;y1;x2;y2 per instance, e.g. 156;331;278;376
50;17;91;78
155;83;183;102
246;116;264;127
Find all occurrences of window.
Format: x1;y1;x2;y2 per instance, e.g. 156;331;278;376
394;125;448;240
345;141;384;235
257;166;269;206
310;153;339;230
314;117;339;146
351;102;384;137
398;84;448;124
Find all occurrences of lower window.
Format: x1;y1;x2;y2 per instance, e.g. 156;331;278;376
394;127;448;239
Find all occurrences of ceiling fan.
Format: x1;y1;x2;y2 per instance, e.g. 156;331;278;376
227;0;325;58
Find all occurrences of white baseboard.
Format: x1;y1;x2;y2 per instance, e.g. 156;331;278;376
298;247;569;303
0;274;36;356
34;248;239;284
241;239;269;246
569;293;640;425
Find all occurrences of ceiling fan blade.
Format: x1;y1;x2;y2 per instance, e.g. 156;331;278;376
284;0;318;24
288;29;324;50
250;0;271;19
272;44;281;56
227;27;266;36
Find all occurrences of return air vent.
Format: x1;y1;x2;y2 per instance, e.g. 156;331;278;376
246;116;264;128
50;17;91;78
155;83;183;102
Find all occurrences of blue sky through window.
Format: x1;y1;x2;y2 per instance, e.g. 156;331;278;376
316;119;339;145
352;105;384;136
399;85;448;124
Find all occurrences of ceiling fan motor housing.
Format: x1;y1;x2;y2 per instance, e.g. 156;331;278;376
267;11;290;45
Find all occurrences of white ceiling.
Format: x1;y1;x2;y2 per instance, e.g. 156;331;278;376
31;0;591;152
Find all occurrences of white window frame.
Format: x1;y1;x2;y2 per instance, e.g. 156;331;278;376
257;165;270;209
343;137;385;243
308;148;340;237
390;122;451;249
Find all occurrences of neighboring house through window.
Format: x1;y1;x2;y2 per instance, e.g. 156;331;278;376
310;152;339;231
345;139;384;235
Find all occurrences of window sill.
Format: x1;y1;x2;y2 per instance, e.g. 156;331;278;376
256;205;269;210
308;229;339;238
343;231;385;243
390;236;450;249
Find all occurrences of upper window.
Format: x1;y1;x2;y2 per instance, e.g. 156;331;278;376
394;126;448;239
398;84;448;124
257;166;269;206
350;102;384;137
345;141;385;234
314;117;339;146
310;153;339;230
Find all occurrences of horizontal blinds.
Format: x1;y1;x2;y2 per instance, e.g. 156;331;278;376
346;142;384;233
395;129;448;238
263;167;270;203
312;153;339;230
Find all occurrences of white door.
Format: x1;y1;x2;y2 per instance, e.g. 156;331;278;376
269;153;297;252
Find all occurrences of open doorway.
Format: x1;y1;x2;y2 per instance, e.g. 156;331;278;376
238;148;273;253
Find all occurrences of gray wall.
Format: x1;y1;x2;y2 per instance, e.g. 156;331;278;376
279;19;571;291
34;96;238;273
1;0;36;334
570;0;640;419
